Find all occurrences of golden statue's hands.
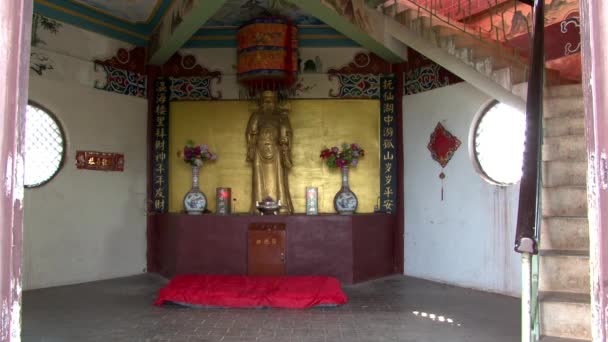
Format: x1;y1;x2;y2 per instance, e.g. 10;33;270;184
282;154;293;169
246;146;254;162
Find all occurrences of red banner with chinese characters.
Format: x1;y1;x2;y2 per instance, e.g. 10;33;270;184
76;151;124;171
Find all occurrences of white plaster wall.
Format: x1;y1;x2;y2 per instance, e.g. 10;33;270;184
403;83;521;297
30;18;133;90
24;76;148;290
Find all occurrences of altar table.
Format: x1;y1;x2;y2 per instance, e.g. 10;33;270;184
148;213;397;284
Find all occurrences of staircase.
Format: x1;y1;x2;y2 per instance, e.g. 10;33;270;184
368;0;560;111
371;0;562;112
538;84;590;341
365;2;590;340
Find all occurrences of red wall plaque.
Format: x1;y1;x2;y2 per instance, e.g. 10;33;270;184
76;151;124;171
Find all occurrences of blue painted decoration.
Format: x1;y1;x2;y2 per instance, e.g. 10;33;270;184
94;64;147;98
328;74;381;99
169;77;220;100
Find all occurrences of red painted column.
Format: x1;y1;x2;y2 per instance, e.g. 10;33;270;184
580;1;608;340
0;0;32;340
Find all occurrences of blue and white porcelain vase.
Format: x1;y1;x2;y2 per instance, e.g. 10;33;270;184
333;166;358;215
183;164;207;215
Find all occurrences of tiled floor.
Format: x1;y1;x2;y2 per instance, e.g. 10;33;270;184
22;274;519;342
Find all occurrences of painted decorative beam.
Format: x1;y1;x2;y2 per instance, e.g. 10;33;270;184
287;0;406;63
148;0;228;65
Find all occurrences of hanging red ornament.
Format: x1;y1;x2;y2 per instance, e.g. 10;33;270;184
428;123;461;201
236;17;298;96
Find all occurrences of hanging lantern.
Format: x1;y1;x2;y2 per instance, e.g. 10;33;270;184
237;17;298;93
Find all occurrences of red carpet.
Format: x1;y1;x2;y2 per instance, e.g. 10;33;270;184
154;275;348;309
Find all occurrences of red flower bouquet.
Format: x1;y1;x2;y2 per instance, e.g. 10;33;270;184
179;140;217;167
320;143;365;169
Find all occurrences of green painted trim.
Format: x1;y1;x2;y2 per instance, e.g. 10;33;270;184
287;0;403;63
149;0;228;65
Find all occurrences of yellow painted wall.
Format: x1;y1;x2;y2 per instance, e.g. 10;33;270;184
169;99;380;213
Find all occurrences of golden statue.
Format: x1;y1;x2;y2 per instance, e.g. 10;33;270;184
246;90;294;214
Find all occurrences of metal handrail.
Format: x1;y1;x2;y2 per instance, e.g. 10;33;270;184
514;0;543;255
515;0;544;341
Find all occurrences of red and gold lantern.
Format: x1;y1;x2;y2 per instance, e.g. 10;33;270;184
237;17;298;91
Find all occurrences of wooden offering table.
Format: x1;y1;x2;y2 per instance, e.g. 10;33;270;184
149;213;397;284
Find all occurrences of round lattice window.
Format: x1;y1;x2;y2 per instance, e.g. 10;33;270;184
24;102;65;188
470;100;526;186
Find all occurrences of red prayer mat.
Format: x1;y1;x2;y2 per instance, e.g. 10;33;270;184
154;275;348;309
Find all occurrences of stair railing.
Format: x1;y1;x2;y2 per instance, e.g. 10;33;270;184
375;0;530;80
513;0;544;341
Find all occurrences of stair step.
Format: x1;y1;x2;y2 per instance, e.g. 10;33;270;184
412;17;438;44
542;186;587;217
473;57;493;77
539;251;590;294
395;9;413;26
492;67;517;91
544;115;585;137
542;160;587;187
540;336;591;342
383;2;407;16
542;135;587;162
540;217;590;252
544;96;585;118
540;292;591;340
546;84;584;98
546;68;564;87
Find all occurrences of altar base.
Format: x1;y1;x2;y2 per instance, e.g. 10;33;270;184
148;213;396;284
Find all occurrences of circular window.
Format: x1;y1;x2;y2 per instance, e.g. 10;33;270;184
470;100;526;185
24;102;65;188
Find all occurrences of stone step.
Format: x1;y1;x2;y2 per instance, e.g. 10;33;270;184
542;135;587;162
542;160;587;187
542;186;587;217
473;57;493;77
492;67;515;91
540;336;592;342
544;96;585;118
546;84;583;98
511;83;582;101
540;292;591;340
544;115;585;138
540;217;590;252
539;251;590;294
395;9;414;26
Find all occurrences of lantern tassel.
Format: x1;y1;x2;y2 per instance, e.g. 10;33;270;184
439;171;446;201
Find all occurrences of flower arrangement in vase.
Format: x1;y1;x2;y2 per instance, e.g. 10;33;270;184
320;143;365;215
179;140;217;214
181;140;218;166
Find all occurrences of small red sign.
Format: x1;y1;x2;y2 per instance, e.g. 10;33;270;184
76;151;124;171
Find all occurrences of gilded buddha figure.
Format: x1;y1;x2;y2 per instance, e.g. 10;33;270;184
246;90;294;214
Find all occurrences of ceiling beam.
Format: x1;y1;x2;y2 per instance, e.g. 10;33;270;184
287;0;406;63
148;0;227;65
